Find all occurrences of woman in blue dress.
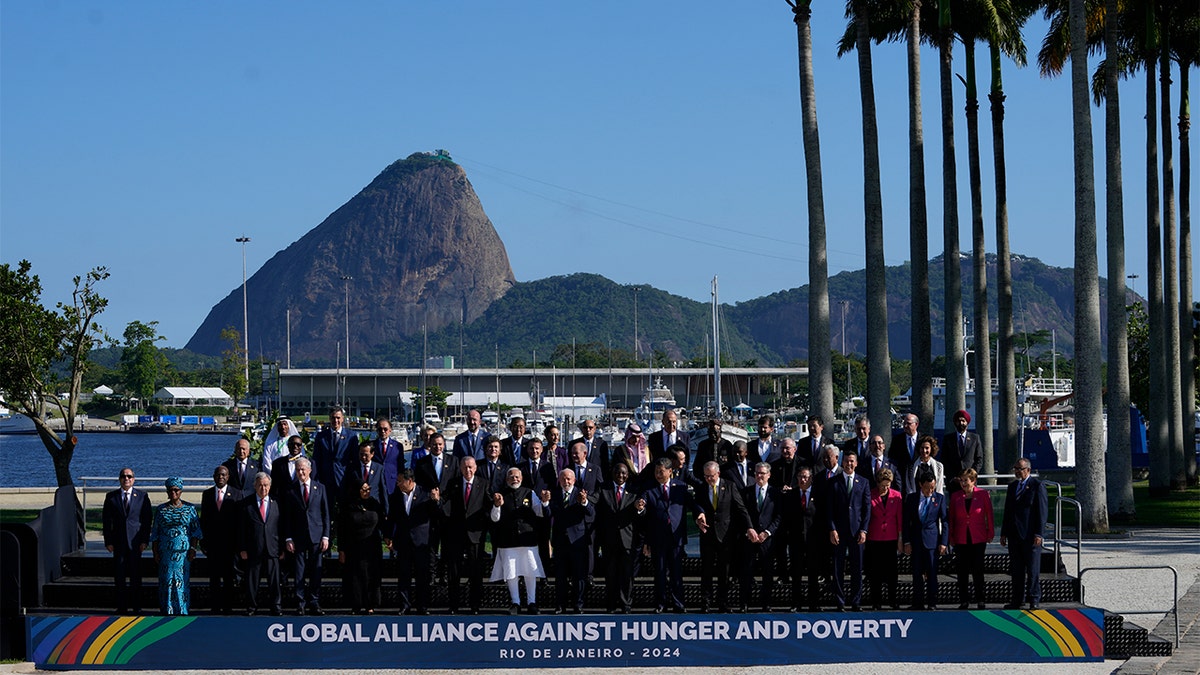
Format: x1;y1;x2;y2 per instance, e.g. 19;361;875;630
149;477;202;615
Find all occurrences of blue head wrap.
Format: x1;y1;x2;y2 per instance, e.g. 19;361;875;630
165;476;184;490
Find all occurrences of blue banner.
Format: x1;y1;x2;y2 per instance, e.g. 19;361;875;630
28;609;1103;669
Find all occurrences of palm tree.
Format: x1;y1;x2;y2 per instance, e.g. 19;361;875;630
909;0;935;436
1067;0;1108;532
788;0;834;427
938;0;967;425
1101;0;1134;517
846;0;893;437
1172;6;1196;483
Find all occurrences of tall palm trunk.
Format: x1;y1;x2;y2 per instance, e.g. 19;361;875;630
854;0;892;436
1160;22;1186;489
990;42;1018;476
910;0;934;434
940;0;966;428
1103;0;1134;518
1145;35;1170;497
963;39;994;477
1179;62;1196;484
792;0;834;427
1069;0;1107;532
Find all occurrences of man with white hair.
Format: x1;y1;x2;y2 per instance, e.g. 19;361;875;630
283;457;329;615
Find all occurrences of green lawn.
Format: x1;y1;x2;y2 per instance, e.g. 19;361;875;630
1053;481;1200;529
0;507;104;531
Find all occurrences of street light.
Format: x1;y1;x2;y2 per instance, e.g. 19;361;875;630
341;275;353;370
1126;273;1139;297
235;236;251;397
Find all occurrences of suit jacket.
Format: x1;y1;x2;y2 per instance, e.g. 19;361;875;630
518;457;556;494
102;488;152;551
283;481;330;547
566;462;600;496
442;474;491;545
594;482;639;550
785;485;820;544
693;479;750;543
743;483;784;540
748;437;782;465
842;437;873;461
222;457;262;492
857;454;898;487
345;461;390;512
199;485;241;554
769;457;802;490
546;486;595;546
374;437;405;492
577;435;611;478
903;490;949;550
798;434;831;466
648;429;690;461
1001;476;1047;542
386;485;438;549
269;453;306;500
239;494;283;559
867;487;903;542
940;430;983;486
949;487;995;546
313;425;356;491
638;479;691;548
721;460;753;491
887;433;921;490
413;452;458;493
477;459;510;494
499;436;522;467
693;437;734;472
452;429;490;461
826;471;871;538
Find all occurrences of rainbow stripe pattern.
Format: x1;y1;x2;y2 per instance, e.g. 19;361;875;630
972;608;1105;658
30;615;197;666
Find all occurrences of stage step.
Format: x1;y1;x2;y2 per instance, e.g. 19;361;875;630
1102;612;1174;659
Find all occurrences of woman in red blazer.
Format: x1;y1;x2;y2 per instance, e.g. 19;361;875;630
865;468;903;610
948;468;994;609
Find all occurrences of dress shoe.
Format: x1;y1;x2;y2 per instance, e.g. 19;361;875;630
1029;602;1039;610
310;607;325;616
245;608;257;616
416;608;430;616
622;606;633;614
509;603;520;615
808;606;820;612
270;609;283;616
555;607;566;615
872;604;882;611
909;604;925;611
958;603;970;610
671;606;685;614
834;605;845;612
928;605;938;611
850;605;862;612
977;603;986;610
570;607;582;615
526;605;539;615
718;606;731;614
296;606;306;616
1003;603;1022;610
700;606;711;614
654;606;665;614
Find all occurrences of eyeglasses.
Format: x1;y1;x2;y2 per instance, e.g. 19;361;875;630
1013;466;1031;473
120;474;134;479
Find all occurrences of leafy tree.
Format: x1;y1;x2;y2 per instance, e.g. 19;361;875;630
409;385;451;416
0;261;109;487
119;320;166;405
220;326;247;409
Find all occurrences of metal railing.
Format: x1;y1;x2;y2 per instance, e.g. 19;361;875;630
78;476;211;536
1080;565;1179;647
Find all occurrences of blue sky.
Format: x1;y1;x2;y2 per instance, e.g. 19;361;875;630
1;1;1193;348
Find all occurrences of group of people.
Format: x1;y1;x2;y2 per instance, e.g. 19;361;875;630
101;406;1049;616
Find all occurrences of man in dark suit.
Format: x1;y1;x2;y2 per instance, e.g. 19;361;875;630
694;418;735;472
238;472;283;615
903;470;949;610
1001;458;1048;609
452;409;489;461
413;433;457;494
200;465;241;614
769;438;802;491
647;409;689;463
827;451;871;611
478;436;510;493
517;437;556;568
799;414;831;467
386;469;440;614
693;460;751;612
345;441;389;511
842;414;873;460
941;409;983;494
594;463;639;613
742;462;784;612
102;467;152;614
787;466;822;611
888;413;921;494
269;435;307;500
312;406;355;497
499;417;526;467
857;435;898;488
748;415;782;465
283;457;330;615
576;418;612;480
636;458;692;613
721;440;753;491
442;456;490;614
541;466;595;614
373;416;405;493
222;438;261;493
567;440;600;495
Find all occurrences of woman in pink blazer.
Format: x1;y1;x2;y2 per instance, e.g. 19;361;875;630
865;468;903;610
948;468;994;609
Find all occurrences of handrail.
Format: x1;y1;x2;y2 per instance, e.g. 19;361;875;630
78;475;211;537
1054;497;1082;579
1080;565;1179;647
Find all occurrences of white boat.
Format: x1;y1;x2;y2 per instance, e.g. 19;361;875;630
634;378;676;433
0;410;36;434
422;406;443;428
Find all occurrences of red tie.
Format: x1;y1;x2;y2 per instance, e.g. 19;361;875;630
617;486;624;503
259;499;268;522
216;489;223;509
662;484;669;501
465;481;472;505
364;466;370;483
303;484;309;504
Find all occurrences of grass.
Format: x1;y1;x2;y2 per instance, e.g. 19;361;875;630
0;507;104;531
1053;480;1200;529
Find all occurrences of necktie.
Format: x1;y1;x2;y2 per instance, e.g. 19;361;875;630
303;483;309;504
405;492;412;515
259;498;267;522
239;461;245;483
847;475;853;494
739;464;746;483
380;440;388;459
577;465;585;484
217;489;223;509
563;490;571;507
801;491;808;510
959;435;965;454
920;496;929;520
122;491;129;513
465;481;472;505
908;436;915;459
435;457;442;480
617;485;624;503
874;458;881;473
757;488;765;509
363;465;369;483
711;485;718;510
662;484;669;502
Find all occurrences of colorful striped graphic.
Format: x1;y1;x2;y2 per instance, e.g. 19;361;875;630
971;609;1105;658
30;615;197;666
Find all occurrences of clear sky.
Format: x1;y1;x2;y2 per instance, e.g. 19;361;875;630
2;1;1193;348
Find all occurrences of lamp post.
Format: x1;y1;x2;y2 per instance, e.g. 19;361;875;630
839;300;850;405
341;275;353;369
1126;273;1139;298
235;236;251;398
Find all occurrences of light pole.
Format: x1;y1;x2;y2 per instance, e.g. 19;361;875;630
235;236;251;399
633;286;640;363
1126;273;1139;298
840;300;850;405
341;275;353;369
